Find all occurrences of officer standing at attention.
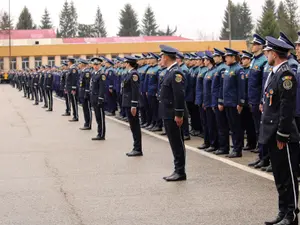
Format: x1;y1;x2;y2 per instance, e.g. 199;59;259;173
61;62;71;116
67;58;79;122
32;68;39;106
90;57;106;141
78;59;92;130
45;65;54;112
261;36;299;225
159;45;187;182
121;56;143;157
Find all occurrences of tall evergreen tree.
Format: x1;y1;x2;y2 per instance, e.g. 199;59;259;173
118;4;140;36
94;6;107;37
69;1;78;37
277;1;289;35
219;0;240;40
0;12;13;30
59;1;71;37
141;6;158;36
40;8;53;29
238;1;254;40
78;24;96;37
256;0;279;37
16;6;35;30
157;25;177;36
284;0;299;41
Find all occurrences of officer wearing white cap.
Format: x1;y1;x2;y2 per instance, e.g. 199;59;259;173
261;36;299;225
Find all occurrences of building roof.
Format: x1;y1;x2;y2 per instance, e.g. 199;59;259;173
0;29;56;40
62;36;191;44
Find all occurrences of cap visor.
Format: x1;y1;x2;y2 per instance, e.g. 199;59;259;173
263;46;272;51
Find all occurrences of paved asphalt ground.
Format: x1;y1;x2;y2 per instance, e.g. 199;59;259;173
0;84;284;225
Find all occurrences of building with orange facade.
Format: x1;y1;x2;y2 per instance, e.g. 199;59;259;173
0;29;247;71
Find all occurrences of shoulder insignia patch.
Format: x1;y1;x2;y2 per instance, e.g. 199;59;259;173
132;74;138;82
175;74;183;83
283;79;293;90
72;69;76;73
254;65;258;70
241;74;244;80
48;74;51;78
282;76;293;81
246;74;248;78
230;71;234;76
86;73;90;78
102;75;106;81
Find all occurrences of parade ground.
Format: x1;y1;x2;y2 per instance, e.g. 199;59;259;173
0;84;279;225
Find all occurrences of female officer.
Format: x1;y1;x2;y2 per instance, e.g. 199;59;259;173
203;51;218;152
123;56;143;157
218;48;246;158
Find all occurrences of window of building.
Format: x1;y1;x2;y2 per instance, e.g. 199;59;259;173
0;58;3;70
10;57;16;70
48;56;55;67
61;56;67;65
35;57;42;68
22;57;29;69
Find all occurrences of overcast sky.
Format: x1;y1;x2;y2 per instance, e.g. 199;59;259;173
1;0;299;39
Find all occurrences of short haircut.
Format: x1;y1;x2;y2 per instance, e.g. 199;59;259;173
165;54;176;61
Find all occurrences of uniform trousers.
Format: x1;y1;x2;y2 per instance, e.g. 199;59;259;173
125;108;142;152
268;134;299;220
205;107;218;148
164;119;186;175
143;93;151;125
46;88;53;110
38;87;43;102
186;101;201;131
93;103;105;138
199;107;210;146
69;92;79;119
225;107;244;153
33;86;39;104
241;106;256;148
214;107;230;152
148;95;159;125
82;96;92;128
42;88;48;107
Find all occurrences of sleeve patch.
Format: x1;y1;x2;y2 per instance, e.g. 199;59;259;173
283;79;293;90
132;74;138;82
175;74;183;83
241;74;244;80
86;73;90;78
282;76;292;81
72;69;76;73
102;75;106;81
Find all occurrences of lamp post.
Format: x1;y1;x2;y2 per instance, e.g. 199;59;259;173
8;0;12;70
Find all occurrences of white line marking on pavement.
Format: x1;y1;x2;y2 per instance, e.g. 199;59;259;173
54;96;275;182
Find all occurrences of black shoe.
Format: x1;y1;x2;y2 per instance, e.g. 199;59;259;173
226;152;242;158
42;106;48;108
146;124;154;130
62;112;71;116
272;217;298;225
248;159;261;167
105;112;115;116
251;148;260;153
254;160;269;169
163;172;187;182
214;150;229;155
184;135;191;141
91;136;105;141
33;103;38;105
265;214;286;225
69;118;79;122
141;123;149;128
266;164;272;172
46;109;53;112
205;147;217;153
160;132;167;136
198;133;204;138
197;144;210;150
80;127;91;130
243;145;256;151
126;150;143;157
151;126;163;132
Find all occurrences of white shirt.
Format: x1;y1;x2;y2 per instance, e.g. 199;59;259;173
167;62;177;71
264;60;288;90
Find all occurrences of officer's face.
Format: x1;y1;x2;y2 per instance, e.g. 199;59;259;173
241;58;251;67
251;43;262;53
266;50;276;66
203;58;210;67
225;55;235;65
296;44;300;59
213;55;221;64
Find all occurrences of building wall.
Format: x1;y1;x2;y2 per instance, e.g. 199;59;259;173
0;40;247;71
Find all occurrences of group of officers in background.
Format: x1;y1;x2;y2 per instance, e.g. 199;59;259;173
5;31;300;224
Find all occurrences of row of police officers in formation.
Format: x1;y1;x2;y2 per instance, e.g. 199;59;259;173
7;32;300;224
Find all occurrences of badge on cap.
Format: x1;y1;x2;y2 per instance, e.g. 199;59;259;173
102;75;106;81
175;74;183;83
283;79;293;90
132;74;138;82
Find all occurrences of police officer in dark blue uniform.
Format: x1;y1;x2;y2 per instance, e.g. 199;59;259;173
67;58;79;122
32;68;39;105
78;59;92;130
61;62;71;116
121;56;143;157
159;45;187;182
90;57;106;141
219;48;246;158
104;58;117;116
45;66;54;112
261;36;299;225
